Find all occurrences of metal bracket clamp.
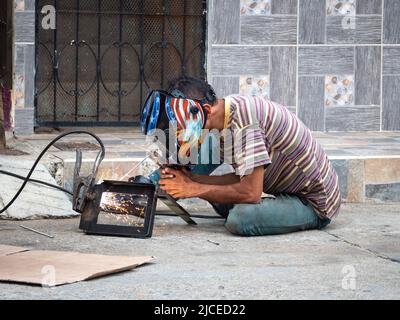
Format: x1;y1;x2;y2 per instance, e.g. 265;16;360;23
72;148;104;213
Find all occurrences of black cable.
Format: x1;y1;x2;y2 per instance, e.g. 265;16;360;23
1;169;225;220
0;170;73;195
0;130;224;220
0;131;105;214
0;169;224;220
0;168;225;220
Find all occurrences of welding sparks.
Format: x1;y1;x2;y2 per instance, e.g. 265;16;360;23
99;192;148;227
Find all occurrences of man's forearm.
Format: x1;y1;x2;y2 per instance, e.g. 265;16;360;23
191;173;240;186
160;166;264;204
195;182;260;204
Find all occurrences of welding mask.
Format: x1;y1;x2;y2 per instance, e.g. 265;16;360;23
140;90;208;162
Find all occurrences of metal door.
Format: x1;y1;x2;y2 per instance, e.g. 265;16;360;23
35;0;207;126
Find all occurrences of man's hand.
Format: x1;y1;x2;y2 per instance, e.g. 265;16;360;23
160;166;265;205
159;168;200;199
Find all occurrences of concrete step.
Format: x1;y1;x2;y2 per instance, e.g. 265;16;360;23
58;157;400;205
11;130;400;206
331;157;400;203
51;132;400;205
315;132;400;204
0;158;78;220
2;130;400;221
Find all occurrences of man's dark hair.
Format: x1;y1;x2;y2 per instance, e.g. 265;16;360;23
167;76;218;105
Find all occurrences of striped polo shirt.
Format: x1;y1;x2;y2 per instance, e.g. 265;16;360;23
222;95;341;220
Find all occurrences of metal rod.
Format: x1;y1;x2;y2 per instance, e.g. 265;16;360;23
201;0;207;79
20;225;55;239
139;0;144;115
74;0;80;122
182;0;187;76
161;0;167;88
55;9;202;17
96;0;102;122
53;0;58;122
33;0;39;124
117;0;123;122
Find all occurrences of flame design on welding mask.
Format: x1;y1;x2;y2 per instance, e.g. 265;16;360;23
177;116;205;160
168;97;207;161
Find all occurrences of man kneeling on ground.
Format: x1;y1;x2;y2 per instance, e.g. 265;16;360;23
147;77;341;237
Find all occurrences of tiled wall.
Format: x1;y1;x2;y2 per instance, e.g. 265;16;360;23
12;0;400;133
332;157;400;203
14;0;35;135
208;0;400;132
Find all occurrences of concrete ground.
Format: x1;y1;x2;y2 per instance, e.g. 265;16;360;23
0;202;399;300
1;130;399;299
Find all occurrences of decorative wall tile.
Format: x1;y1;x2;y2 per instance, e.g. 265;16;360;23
211;77;240;98
366;183;400;202
326;0;356;16
24;45;35;108
299;47;354;75
240;0;271;15
356;0;382;14
331;160;349;198
355;46;381;106
382;76;400;131
383;47;400;75
15;0;33;11
384;0;400;44
24;0;35;11
326;16;381;44
15;11;35;43
326;106;381;131
14;44;25;110
212;0;240;44
14;108;34;136
241;16;297;44
298;76;325;131
13;0;36;134
325;75;354;107
239;75;270;99
14;74;25;109
299;0;326;44
270;46;297;106
365;159;400;185
271;0;297;14
346;159;366;203
15;0;24;11
211;46;269;76
14;45;24;75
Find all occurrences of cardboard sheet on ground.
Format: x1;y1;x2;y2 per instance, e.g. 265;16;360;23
0;245;154;287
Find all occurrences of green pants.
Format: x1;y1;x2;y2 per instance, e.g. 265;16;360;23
191;165;331;237
219;194;330;237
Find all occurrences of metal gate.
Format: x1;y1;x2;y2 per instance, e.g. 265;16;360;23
0;1;7;83
0;0;13;89
35;0;207;126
